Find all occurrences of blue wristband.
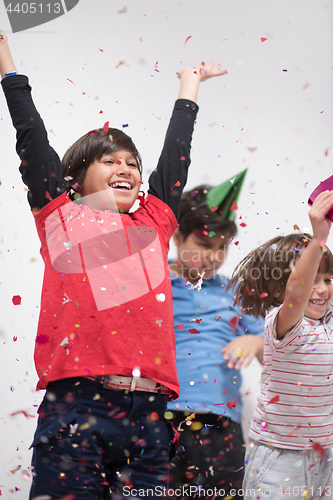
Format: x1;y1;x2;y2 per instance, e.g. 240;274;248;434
4;71;17;77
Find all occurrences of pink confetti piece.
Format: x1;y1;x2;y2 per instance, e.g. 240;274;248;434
35;334;49;345
66;79;76;85
226;401;238;409
261;37;267;42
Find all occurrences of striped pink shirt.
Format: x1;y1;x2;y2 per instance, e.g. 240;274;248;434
249;305;333;449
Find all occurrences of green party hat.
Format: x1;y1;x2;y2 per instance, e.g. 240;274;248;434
206;169;247;221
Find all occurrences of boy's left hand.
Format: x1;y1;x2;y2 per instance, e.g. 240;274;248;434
221;335;264;370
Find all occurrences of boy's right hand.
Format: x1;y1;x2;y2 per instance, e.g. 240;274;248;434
309;190;333;244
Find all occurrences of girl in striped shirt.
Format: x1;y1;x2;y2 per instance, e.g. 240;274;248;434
229;190;333;499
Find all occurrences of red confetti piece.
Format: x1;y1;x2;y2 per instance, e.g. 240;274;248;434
103;122;109;132
35;334;50;345
261;37;267;42
260;292;269;298
13;336;17;342
311;441;325;457
99;110;103;114
185;36;192;44
230;201;238;211
189;328;200;334
176;324;184;329
174;181;181;187
240;222;247;227
211;206;218;212
113;411;127;419
66;79;75;85
216;316;221;322
267;395;279;405
11;409;35;419
202;231;209;236
150;412;159;421
99;49;104;52
234;241;239;246
226;401;238;409
180;156;186;161
116;61;125;68
195;319;202;324
12;295;21;306
228;316;238;332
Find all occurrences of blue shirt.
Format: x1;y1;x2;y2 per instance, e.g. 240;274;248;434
168;273;264;422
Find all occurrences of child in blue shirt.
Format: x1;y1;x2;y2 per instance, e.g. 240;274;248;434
168;184;264;498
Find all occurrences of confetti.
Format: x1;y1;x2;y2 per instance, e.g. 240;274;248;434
260;292;269;298
184;36;192;44
211;206;218;212
13;336;17;342
189;328;200;334
226;401;238;409
230;201;238;211
185;272;205;291
10;410;35;419
12;295;21;305
239;222;247;227
267;395;279;405
229;316;238;332
116;61;125;68
311;441;325;457
176;324;184;329
35;334;49;345
103;122;109;132
260;37;267;42
66;78;76;85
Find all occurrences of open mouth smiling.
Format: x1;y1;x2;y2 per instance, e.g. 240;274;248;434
109;181;133;190
309;299;326;306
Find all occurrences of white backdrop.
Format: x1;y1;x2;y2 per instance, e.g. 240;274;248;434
0;0;332;497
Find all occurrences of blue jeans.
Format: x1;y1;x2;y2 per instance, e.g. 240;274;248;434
29;377;174;499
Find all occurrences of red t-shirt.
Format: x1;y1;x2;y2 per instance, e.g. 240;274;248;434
33;191;179;399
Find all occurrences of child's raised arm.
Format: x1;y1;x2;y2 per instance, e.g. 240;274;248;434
148;61;226;220
276;190;333;339
0;31;16;78
0;30;66;211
